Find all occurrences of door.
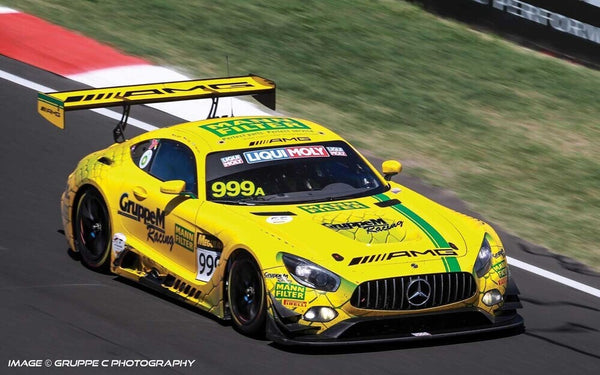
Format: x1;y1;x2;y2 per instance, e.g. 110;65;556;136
117;138;202;276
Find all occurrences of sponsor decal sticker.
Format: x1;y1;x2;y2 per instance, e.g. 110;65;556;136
297;201;369;214
200;118;310;137
266;216;293;224
243;145;329;164
118;193;174;250
264;272;291;282
112;233;126;257
323;218;403;233
220;154;243;167
139;149;153;169
283;299;308;308
326;146;347;156
274;282;306;300
175;224;194;252
196;232;223;250
492;261;508;278
411;332;431;337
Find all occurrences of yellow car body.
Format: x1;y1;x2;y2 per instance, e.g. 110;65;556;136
39;76;522;345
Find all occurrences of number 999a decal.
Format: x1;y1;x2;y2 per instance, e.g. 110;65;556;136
211;180;265;198
196;248;221;282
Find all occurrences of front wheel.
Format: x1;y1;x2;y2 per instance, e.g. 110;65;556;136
227;253;266;337
74;188;111;272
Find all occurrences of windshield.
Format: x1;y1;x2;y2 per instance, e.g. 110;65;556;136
205;141;386;205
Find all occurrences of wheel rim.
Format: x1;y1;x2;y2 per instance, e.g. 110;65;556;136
77;192;110;261
230;259;263;324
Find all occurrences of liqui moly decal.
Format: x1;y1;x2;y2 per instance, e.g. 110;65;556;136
243;145;329;164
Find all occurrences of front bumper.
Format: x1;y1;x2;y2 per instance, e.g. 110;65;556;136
266;302;524;346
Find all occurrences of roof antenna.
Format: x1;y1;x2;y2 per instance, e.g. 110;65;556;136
227;55;234;117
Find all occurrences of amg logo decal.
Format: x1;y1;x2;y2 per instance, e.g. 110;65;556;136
40;106;61;117
348;249;458;266
249;136;311;146
323;218;403;233
64;81;255;104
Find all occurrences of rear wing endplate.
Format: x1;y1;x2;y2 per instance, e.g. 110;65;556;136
37;75;275;141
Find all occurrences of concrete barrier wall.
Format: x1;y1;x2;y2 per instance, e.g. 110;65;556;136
415;0;600;67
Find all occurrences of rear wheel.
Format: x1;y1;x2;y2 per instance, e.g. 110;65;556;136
228;253;266;337
74;188;111;271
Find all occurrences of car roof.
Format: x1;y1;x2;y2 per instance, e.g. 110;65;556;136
144;116;346;155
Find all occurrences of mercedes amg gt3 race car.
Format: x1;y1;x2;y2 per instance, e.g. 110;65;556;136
38;75;523;345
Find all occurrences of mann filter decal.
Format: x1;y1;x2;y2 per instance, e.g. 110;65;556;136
274;282;306;300
298;201;369;214
175;224;194;252
199;118;310;137
243;145;329;164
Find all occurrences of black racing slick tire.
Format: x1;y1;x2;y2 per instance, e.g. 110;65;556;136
74;188;111;272
228;253;266;337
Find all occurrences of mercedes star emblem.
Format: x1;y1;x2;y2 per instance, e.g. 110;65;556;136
406;278;431;307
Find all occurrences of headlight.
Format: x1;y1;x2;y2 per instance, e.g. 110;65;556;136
282;253;341;292
474;235;492;278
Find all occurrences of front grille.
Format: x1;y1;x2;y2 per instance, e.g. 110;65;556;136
350;272;477;311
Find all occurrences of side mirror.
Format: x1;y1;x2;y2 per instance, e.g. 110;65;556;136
382;160;402;181
160;180;186;195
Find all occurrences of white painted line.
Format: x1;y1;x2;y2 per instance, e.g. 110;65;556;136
3;68;600;299
1;69;157;131
508;256;600;298
1;70;54;92
0;7;19;14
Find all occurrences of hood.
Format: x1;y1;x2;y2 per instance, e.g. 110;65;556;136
228;192;473;276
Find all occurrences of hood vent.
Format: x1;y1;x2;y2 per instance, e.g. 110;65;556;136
251;211;296;216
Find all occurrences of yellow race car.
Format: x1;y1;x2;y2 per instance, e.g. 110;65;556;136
38;75;523;345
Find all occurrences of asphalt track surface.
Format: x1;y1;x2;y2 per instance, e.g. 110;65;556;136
1;55;599;374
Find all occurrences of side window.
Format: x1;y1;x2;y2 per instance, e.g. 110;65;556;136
131;139;159;171
131;139;198;195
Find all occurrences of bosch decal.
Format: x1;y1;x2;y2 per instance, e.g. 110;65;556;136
243;145;329;164
323;218;403;233
297;200;369;214
348;248;459;266
200;118;310;137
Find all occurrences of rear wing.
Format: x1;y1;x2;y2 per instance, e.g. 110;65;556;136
37;75;275;141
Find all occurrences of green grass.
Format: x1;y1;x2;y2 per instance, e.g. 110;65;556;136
7;0;600;269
